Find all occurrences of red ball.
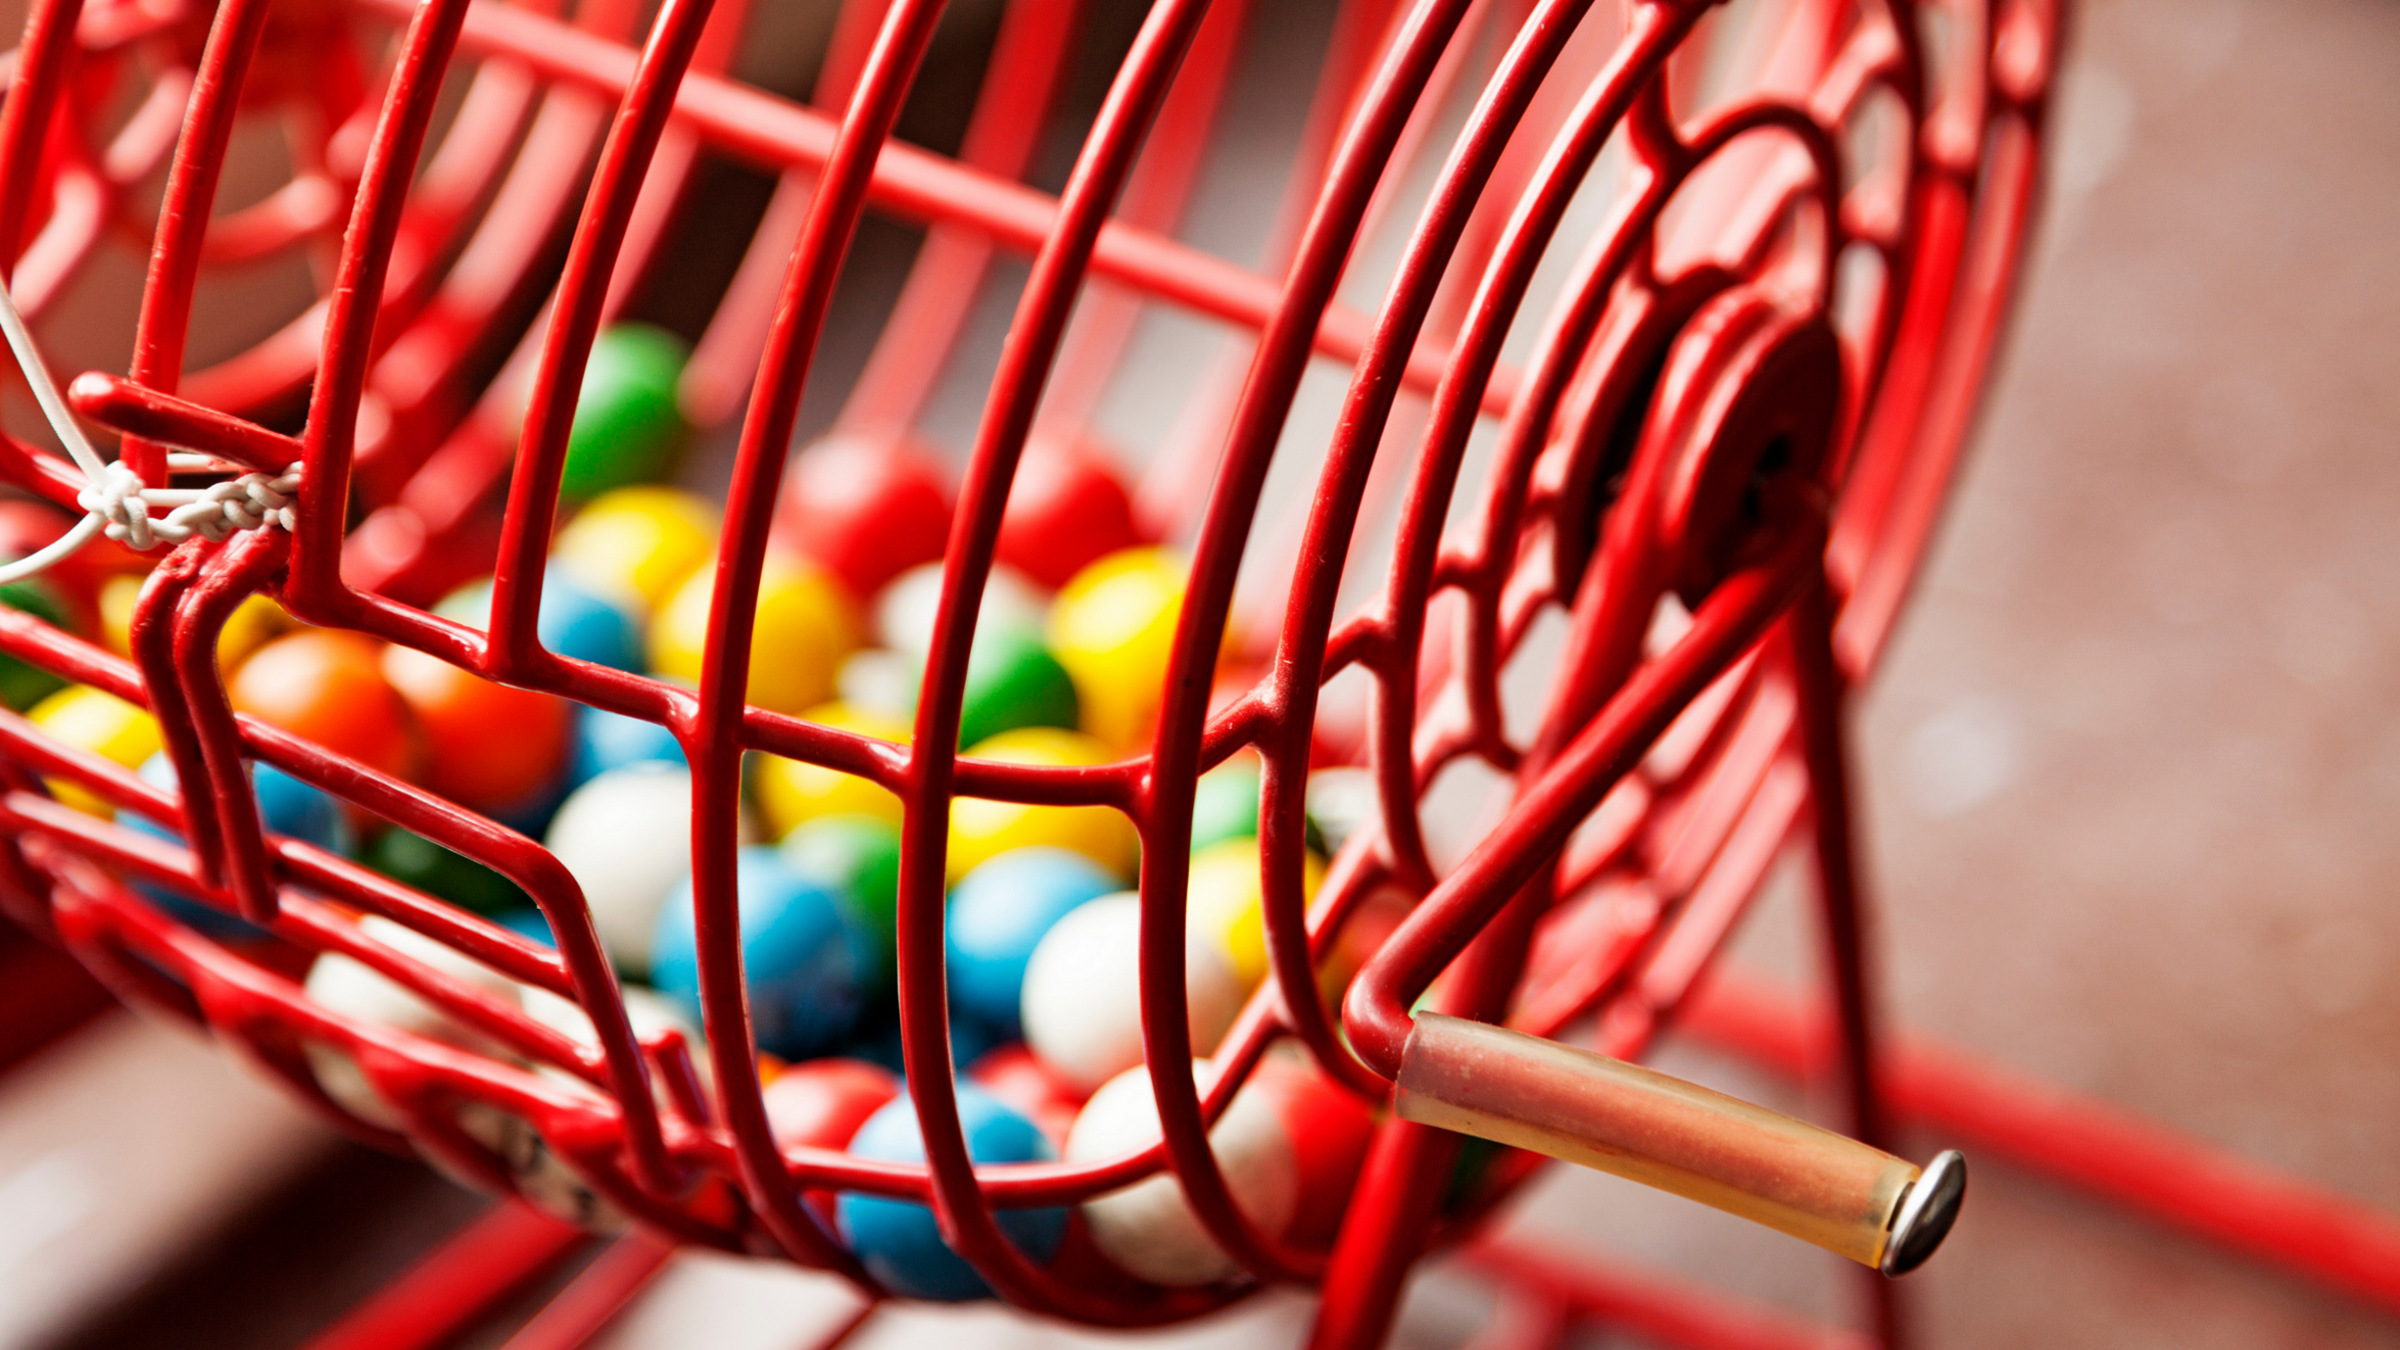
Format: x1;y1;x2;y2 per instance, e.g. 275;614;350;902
763;1056;901;1152
965;1043;1082;1144
230;630;418;780
1247;1055;1378;1249
0;497;142;627
381;645;573;811
779;436;953;598
995;438;1141;590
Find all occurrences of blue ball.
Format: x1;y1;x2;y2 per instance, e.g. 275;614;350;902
570;705;686;787
944;847;1116;1038
494;906;556;946
848;1008;1004;1076
139;752;350;853
116;810;260;941
537;574;643;672
443;574;642;672
836;1083;1065;1301
650;845;872;1059
252;763;353;854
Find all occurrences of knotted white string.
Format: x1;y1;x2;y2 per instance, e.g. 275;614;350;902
0;278;299;586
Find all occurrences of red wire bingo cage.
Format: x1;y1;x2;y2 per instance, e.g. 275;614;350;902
0;0;2062;1344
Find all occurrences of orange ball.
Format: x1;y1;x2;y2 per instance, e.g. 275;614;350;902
381;645;573;811
230;630;417;780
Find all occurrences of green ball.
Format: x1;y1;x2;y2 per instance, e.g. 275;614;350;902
1190;760;1261;854
957;624;1078;750
779;813;901;995
0;578;70;712
559;323;690;500
363;827;528;915
1190;758;1326;855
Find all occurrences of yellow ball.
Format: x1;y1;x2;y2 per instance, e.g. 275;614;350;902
650;557;859;716
218;594;295;671
1047;547;1188;753
553;486;719;614
97;574;141;657
100;581;291;671
1187;837;1323;992
752;702;909;838
950;726;1137;882
29;685;163;818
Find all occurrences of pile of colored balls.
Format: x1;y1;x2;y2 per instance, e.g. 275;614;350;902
5;326;1393;1299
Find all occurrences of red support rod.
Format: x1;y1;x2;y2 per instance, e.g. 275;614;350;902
299;1203;588;1350
1677;975;2400;1320
1461;1236;1875;1350
496;1230;677;1350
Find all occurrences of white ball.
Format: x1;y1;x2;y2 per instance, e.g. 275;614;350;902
543;763;694;976
875;560;1045;658
836;647;921;722
1065;1060;1297;1286
1020;893;1244;1096
519;983;711;1102
301;915;521;1131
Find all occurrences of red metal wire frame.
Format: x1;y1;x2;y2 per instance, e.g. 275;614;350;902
0;0;737;580
691;0;1088;437
0;0;2070;1334
345;0;1517;417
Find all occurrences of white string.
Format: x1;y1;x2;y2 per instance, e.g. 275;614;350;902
0;278;299;587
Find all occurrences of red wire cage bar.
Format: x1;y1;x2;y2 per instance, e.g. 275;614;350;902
0;0;2090;1344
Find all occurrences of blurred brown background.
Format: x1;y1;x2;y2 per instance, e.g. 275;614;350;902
1;0;2396;1346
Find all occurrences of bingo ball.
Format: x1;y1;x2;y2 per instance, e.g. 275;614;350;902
544;763;694;976
650;845;872;1060
834;648;918;723
504;984;707;1232
750;702;909;836
846;1004;1007;1077
1065;1060;1298;1287
363;827;529;914
945;847;1116;1038
650;555;859;716
301;914;522;1130
0;576;71;711
1247;1053;1378;1249
874;562;1045;659
1189;757;1262;855
230;630;417;780
570;705;685;786
135;752;351;854
949;727;1137;882
995;441;1141;590
215;593;294;671
1186;837;1324;991
382;645;572;812
553;486;719;614
1047;548;1187;752
558;323;690;500
1020;893;1244;1095
0;497;134;621
957;625;1078;750
836;1083;1067;1301
438;573;643;674
964;1044;1080;1142
780;436;953;598
764;1057;899;1152
779;813;902;976
28;685;163;817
